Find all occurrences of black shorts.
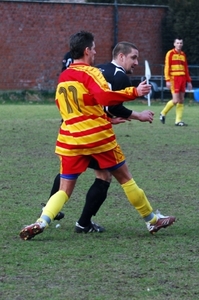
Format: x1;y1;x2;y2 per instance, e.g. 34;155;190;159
88;158;101;170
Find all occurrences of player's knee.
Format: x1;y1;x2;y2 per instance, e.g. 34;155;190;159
95;170;112;182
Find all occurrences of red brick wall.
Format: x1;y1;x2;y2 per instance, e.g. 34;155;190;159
0;1;167;91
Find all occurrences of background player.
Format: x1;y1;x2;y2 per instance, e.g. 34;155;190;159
160;38;192;126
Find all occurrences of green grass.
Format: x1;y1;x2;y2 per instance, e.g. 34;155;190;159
1;101;199;300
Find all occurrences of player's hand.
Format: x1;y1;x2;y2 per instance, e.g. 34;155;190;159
131;110;154;123
187;82;192;91
136;80;151;96
166;81;171;90
137;110;154;123
111;117;128;125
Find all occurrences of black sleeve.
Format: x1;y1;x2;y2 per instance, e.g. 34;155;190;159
62;52;73;72
105;103;132;119
106;75;133;118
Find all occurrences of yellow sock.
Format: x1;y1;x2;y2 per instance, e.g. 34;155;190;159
161;100;175;116
121;179;153;218
175;103;184;123
38;190;69;224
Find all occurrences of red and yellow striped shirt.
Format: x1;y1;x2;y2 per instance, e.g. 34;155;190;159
55;63;138;156
164;49;191;82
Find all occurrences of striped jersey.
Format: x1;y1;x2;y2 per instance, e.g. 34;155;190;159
164;49;191;82
55;63;138;156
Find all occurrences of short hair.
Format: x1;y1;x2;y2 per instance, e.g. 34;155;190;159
112;42;138;59
69;31;94;59
174;37;183;42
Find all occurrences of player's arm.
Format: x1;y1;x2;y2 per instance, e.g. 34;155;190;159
105;103;132;119
105;103;153;124
95;80;151;106
108;106;154;123
164;51;172;90
184;54;192;86
110;117;127;125
130;110;154;123
85;67;150;106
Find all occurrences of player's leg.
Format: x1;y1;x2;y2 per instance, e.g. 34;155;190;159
49;173;60;197
75;169;111;233
89;169;111;216
175;78;187;126
40;176;76;224
100;145;176;234
41;173;65;221
160;100;175;123
175;102;185;125
19;177;76;240
110;162;154;218
111;162;175;234
48;159;111;231
19;155;89;240
160;77;175;124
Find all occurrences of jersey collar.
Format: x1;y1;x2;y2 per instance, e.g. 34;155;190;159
111;60;126;73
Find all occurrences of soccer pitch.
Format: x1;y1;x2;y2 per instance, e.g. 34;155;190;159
1;102;199;299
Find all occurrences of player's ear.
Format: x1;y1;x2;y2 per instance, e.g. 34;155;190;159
118;52;124;61
84;47;90;56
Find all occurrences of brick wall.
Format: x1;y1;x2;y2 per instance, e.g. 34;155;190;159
0;1;167;91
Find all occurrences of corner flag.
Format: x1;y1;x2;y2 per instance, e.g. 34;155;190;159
145;60;151;106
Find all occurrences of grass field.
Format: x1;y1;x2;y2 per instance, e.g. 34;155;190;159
1;101;199;300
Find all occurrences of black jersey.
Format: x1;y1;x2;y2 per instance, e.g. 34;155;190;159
62;51;73;72
96;62;133;119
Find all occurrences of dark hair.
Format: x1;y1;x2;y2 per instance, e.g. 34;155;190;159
112;42;138;59
174;37;183;42
69;31;94;59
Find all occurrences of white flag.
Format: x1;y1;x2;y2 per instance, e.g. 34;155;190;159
145;60;151;106
145;60;151;81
